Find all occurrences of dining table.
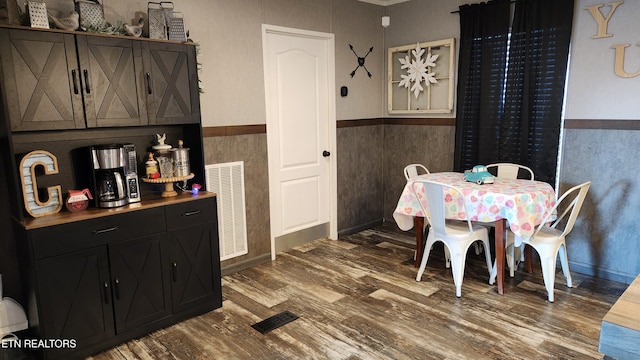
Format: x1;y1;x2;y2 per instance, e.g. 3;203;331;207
393;171;556;295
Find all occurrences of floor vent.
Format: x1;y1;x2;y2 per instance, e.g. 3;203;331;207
251;311;299;334
205;161;248;260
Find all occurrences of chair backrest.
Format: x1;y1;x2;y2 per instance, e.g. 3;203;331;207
404;164;430;180
486;163;534;180
410;180;474;236
534;181;591;238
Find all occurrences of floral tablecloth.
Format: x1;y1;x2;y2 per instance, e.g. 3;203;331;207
393;172;556;245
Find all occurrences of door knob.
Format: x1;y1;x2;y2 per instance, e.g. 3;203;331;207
322;150;331;157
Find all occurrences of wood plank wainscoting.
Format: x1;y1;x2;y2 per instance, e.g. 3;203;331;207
89;224;626;359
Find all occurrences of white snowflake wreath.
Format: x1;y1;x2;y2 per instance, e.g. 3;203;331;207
398;43;439;98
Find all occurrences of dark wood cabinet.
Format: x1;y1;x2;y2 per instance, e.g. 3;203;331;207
1;25;218;360
15;195;221;360
34;247;114;358
144;41;201;125
0;29;85;131
0;28;197;131
79;35;148;128
166;197;222;313
109;233;171;333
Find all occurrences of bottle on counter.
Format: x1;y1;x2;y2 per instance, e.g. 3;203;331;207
145;152;160;179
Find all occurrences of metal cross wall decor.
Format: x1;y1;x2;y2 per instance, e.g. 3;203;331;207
349;44;373;78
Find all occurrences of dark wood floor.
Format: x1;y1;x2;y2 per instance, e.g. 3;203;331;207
89;224;627;359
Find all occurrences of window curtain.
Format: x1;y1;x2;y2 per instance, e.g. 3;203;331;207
454;0;511;173
454;0;575;186
501;0;575;185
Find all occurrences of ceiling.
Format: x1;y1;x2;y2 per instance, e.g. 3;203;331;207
356;0;411;6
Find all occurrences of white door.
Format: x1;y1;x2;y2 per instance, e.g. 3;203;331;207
262;25;337;259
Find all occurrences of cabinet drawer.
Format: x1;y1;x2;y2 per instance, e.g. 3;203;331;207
30;207;165;259
165;197;216;231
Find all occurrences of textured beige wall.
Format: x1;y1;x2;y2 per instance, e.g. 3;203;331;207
43;0;385;126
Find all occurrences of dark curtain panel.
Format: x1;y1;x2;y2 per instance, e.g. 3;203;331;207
453;0;511;172
502;0;575;185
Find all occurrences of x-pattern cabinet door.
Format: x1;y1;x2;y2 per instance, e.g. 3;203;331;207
35;247;115;358
0;29;85;131
78;35;148;127
108;233;172;334
144;41;200;125
168;221;221;313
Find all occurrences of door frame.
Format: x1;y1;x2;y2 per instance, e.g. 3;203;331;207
261;24;338;260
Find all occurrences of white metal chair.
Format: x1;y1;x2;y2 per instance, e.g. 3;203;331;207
411;180;493;297
485;163;535;276
404;163;432;262
404;164;430;180
491;181;591;302
486;163;534;181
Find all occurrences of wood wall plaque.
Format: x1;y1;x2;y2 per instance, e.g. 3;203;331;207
19;150;62;218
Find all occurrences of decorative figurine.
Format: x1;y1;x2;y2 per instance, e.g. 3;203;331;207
124;17;144;37
153;133;171;151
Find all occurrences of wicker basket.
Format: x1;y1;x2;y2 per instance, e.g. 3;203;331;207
75;0;104;28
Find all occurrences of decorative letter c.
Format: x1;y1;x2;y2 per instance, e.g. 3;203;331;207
19;150;62;218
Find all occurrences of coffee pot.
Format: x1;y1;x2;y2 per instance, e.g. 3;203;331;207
90;144;128;208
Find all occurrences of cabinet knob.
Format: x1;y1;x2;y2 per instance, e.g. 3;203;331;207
83;69;91;94
114;278;120;300
182;210;201;217
103;282;110;304
71;70;79;95
146;72;152;94
92;226;119;235
172;262;177;282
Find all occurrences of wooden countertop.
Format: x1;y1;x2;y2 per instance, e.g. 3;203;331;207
16;191;216;230
602;274;640;332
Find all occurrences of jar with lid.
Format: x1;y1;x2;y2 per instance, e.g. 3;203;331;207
170;140;191;177
152;133;173;178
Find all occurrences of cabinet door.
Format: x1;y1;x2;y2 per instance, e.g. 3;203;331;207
109;233;171;334
0;29;85;131
169;221;222;313
143;41;201;125
77;35;148;127
35;247;114;358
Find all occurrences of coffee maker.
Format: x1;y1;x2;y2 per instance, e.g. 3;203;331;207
123;144;141;203
90;144;129;208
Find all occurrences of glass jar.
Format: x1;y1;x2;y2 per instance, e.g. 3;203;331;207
155;150;174;178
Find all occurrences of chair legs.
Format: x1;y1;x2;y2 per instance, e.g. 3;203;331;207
489;232;520;284
530;240;572;302
473;242;483;255
417;235;492;298
415;235;437;282
449;247;467;298
558;243;573;288
505;242;521;277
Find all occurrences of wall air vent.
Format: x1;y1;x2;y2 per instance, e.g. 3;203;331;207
205;161;248;260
